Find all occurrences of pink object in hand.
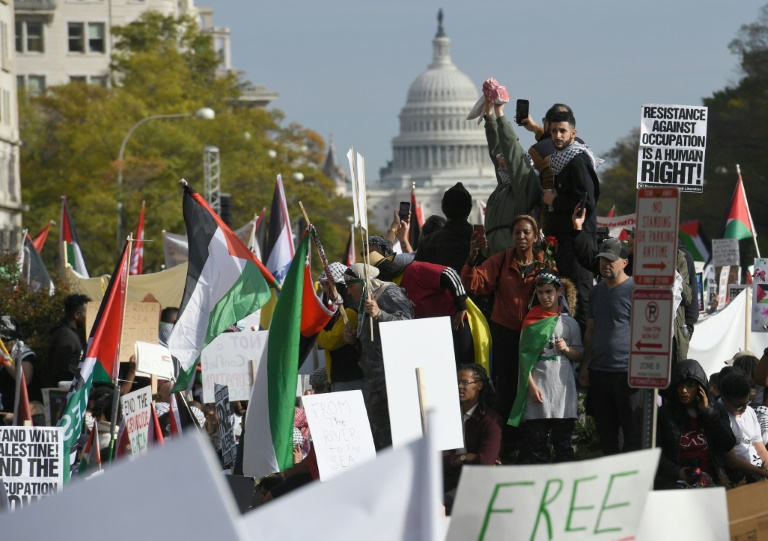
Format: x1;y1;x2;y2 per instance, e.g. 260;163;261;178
482;78;510;104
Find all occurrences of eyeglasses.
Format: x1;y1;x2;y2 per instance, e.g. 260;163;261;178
458;380;479;387
726;397;750;411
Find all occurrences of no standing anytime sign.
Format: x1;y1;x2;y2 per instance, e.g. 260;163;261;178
633;188;680;287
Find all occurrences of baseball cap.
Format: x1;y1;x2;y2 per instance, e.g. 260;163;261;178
595;238;628;261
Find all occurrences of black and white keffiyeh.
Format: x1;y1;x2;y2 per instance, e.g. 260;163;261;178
549;142;604;176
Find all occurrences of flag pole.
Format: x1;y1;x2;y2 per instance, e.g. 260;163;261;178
108;234;133;461
737;164;761;258
298;201;350;328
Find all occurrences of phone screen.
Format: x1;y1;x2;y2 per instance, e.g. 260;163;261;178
399;201;410;220
473;224;485;238
516;99;529;126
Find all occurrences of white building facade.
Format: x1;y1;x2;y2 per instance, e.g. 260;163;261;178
367;14;497;231
0;0;21;249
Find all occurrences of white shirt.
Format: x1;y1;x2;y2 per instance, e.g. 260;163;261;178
721;400;763;466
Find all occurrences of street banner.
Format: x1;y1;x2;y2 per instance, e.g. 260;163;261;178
447;448;660;541
0;427;64;511
214;384;237;467
301;390;376;481
637;104;707;192
120;387;152;456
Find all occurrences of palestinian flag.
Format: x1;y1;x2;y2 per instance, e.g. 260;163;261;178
679;221;711;262
129;201;146;275
21;232;54;295
244;231;320;477
60;196;89;277
724;171;757;241
607;205;616;218
78;422;101;474
57;239;131;482
264;175;295;284
32;221;54;254
508;306;559;427
169;183;276;393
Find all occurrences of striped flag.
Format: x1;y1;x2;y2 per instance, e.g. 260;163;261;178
264;175;295;285
21;231;54;295
724;170;757;242
607;205;616;218
679;220;711;262
130;201;146;275
78;422;101;474
31;221;54;253
169;183;275;393
148;402;165;446
60;196;89;277
57;238;130;482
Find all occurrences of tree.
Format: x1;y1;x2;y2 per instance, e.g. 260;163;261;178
20;13;352;276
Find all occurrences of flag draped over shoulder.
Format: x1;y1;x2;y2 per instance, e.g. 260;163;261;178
57;239;130;483
244;231;310;477
724;172;757;241
130;202;146;276
60;196;89;277
508;306;559;427
679;220;710;262
169;183;274;393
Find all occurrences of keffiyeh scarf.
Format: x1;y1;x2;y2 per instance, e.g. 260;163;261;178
549;142;604;176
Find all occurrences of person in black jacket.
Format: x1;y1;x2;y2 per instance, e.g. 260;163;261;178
415;182;474;273
656;359;736;489
49;294;90;384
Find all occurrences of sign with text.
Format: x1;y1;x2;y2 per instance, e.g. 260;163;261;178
0;427;64;511
201;330;266;404
447;448;660;541
712;238;740;267
596;213;636;239
629;289;673;388
120;387;152;456
752;258;768;332
637;104;707;192
718;266;730;309
214;384;237;467
135;341;174;380
87;301;161;364
380;317;463;451
634;188;680;286
301;390;376;481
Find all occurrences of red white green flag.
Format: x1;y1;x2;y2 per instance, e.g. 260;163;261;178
724;171;757;241
60;196;89;277
679;220;710;262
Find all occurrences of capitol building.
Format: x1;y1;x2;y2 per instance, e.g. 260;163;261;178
365;14;498;231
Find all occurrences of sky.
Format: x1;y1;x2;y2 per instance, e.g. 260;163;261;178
199;1;765;180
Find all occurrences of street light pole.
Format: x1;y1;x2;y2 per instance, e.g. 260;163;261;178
116;107;215;251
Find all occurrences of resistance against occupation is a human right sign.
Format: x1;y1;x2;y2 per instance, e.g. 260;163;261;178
637;104;707;193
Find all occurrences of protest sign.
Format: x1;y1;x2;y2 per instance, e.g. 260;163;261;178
596;213;635;239
0;427;64;511
380;317;463;451
41;388;68;426
637;104;707;192
752;258;768;332
120;387;152;456
135;341;174;379
447;448;660;541
87;301;161;364
201;330;267;403
718;266;730;309
2;432;245;541
635;488;728;541
713;238;740;267
301;391;376;481
729;284;748;305
214;384;237;467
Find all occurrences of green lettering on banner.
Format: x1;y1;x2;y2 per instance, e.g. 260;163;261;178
594;470;638;535
565;475;597;532
56;372;94;484
530;479;563;541
478;481;534;541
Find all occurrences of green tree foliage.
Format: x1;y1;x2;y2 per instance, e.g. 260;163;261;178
598;4;768;262
20;13;351;276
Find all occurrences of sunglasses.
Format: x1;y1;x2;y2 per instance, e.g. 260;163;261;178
726;397;750;411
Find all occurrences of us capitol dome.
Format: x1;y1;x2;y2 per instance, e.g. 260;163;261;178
366;11;497;231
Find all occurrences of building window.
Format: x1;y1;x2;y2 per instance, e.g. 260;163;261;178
16;20;45;53
90;76;107;87
88;23;105;53
68;23;85;53
27;76;46;97
70;76;86;83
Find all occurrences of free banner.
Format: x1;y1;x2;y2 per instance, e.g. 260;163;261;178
214;384;237;467
120;387;152;456
636;104;707;192
0;427;64;511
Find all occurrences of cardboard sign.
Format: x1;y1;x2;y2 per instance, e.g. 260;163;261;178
712;238;740;267
0;427;64;511
727;481;768;540
752;258;768;332
41;388;68;426
135;341;174;380
301;391;377;481
637;104;707;192
201;330;267;404
2;432;245;541
380;317;463;451
120;387;152;456
633;188;680;287
447;448;660;541
214;384;237;467
629;289;673;388
87;301;160;364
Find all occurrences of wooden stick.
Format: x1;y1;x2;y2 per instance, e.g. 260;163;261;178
416;367;427;436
